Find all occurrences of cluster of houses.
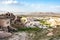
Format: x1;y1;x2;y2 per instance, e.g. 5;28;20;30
0;12;60;38
21;17;47;28
21;16;60;28
0;12;59;30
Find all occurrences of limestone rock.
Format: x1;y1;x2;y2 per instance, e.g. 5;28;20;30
47;32;53;36
0;31;12;38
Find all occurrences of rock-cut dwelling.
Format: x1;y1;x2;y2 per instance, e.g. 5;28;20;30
0;12;17;32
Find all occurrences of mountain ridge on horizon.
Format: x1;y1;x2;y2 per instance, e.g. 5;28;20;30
0;11;60;15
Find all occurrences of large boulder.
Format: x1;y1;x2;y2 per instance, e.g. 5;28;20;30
0;31;12;38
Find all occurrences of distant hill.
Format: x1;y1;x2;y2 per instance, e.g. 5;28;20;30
0;11;60;17
18;12;60;17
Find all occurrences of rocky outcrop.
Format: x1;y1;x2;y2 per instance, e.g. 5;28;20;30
0;12;18;39
7;28;60;40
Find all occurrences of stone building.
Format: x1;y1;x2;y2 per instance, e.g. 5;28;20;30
0;12;17;32
0;17;10;31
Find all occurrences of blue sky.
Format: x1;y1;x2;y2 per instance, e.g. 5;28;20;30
0;0;60;12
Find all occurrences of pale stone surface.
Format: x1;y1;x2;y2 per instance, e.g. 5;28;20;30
8;32;28;40
47;32;53;36
0;31;12;38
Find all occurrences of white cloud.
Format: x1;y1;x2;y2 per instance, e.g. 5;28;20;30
0;1;60;12
25;3;60;12
2;0;18;4
50;6;60;9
